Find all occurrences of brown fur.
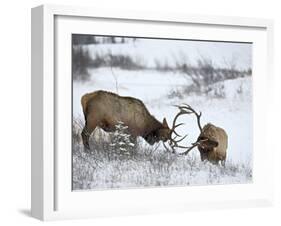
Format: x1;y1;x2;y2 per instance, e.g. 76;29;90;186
81;90;171;150
197;123;228;165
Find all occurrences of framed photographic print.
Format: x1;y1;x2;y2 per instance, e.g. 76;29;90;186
31;4;274;221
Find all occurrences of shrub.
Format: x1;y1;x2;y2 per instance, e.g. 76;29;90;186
167;88;184;99
109;121;136;160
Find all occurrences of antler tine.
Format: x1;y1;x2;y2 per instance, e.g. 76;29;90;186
173;122;185;129
169;135;189;149
171;140;190;150
173;134;188;143
163;141;173;153
171;110;186;128
178;143;199;155
172;122;185;137
170;105;192;133
178;104;203;132
178;138;208;155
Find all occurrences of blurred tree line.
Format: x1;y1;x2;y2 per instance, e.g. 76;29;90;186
72;35;137;45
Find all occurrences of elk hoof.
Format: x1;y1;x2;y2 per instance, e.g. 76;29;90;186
83;146;91;153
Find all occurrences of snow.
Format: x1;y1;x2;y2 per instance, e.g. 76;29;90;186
72;38;252;190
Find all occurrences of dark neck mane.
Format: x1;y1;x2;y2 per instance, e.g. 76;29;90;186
144;115;162;136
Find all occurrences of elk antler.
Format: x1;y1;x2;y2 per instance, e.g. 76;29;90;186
178;139;208;155
177;142;199;155
163;105;191;153
163;104;204;154
176;104;203;133
176;104;205;155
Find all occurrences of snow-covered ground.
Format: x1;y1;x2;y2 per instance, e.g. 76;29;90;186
72;38;252;190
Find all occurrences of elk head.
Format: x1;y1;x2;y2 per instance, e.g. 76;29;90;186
157;118;172;142
145;118;171;145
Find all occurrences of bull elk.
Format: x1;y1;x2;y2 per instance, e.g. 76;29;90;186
80;90;187;151
174;104;228;166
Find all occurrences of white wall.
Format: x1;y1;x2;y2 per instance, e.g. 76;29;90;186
0;0;280;225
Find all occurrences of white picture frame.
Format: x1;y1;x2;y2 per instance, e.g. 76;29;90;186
31;4;274;221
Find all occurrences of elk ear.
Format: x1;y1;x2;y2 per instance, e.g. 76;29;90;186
162;118;169;128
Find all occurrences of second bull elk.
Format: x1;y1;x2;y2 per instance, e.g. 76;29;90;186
81;90;187;151
174;104;228;166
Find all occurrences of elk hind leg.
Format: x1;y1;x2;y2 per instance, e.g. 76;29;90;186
81;121;96;152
